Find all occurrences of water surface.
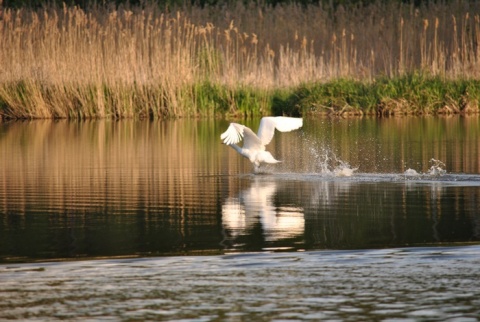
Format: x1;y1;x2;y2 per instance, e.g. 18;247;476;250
1;117;480;320
1;117;479;261
1;246;480;320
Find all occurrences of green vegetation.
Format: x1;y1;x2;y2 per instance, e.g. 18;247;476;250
279;75;480;117
0;1;479;119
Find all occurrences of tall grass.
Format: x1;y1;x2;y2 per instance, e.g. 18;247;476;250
0;1;479;119
278;74;480;116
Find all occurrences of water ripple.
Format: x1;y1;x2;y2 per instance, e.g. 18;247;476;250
1;245;479;321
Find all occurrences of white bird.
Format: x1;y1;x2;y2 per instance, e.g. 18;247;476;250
220;116;303;171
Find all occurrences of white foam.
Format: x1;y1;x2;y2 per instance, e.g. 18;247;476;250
404;168;420;176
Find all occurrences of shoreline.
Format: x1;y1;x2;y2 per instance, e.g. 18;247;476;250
1;76;479;120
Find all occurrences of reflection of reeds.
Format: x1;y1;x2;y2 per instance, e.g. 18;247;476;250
0;2;479;118
0;120;231;218
1;119;480;260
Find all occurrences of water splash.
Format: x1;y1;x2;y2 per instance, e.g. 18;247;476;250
404;159;446;177
307;145;358;177
427;159;447;176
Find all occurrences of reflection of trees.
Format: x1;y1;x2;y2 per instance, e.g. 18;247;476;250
221;177;304;249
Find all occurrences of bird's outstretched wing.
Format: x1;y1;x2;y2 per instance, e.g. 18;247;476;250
221;123;263;149
257;117;303;146
220;123;244;145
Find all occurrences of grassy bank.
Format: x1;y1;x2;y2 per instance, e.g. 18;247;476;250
1;76;479;119
278;75;480;117
1;1;480;119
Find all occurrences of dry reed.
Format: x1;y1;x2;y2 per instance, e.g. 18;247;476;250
0;1;479;118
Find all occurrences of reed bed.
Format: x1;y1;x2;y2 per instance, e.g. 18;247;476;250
0;1;479;119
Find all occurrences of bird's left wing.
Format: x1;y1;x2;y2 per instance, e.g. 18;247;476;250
220;123;246;145
257;117;303;146
221;123;263;150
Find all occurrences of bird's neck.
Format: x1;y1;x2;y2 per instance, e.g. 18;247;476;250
230;144;248;158
229;144;242;153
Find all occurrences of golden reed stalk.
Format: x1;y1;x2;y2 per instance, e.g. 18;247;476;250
0;1;479;118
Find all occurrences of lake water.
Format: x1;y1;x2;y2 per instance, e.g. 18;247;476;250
1;116;480;320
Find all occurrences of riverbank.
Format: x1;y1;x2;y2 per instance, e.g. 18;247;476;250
1;75;479;119
1;1;479;119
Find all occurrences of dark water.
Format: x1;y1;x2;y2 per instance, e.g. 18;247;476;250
1;117;480;320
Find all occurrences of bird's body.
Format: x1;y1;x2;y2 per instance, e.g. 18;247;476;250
220;116;303;171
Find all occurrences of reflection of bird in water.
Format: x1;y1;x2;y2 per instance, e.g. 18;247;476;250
222;178;304;244
220;116;303;172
